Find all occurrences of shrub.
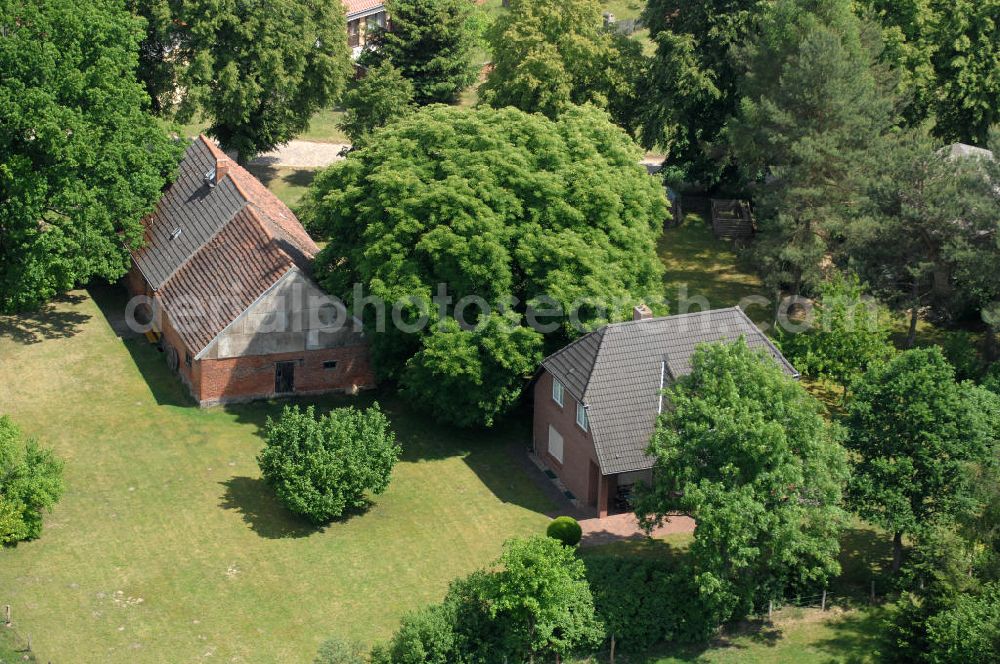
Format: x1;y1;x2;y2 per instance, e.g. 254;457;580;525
0;415;64;544
372;603;457;664
258;404;400;523
314;636;367;664
940;330;985;382
926;582;1000;663
546;516;583;546
584;554;716;652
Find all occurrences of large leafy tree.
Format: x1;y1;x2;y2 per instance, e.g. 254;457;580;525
338;63;415;146
639;0;766;184
258;404;400;523
846;347;1000;572
635;340;849;626
861;0;1000;146
133;0;352;162
728;0;895;295
301;105;667;427
0;415;64;544
778;272;894;397
0;0;182;313
480;0;644;132
362;0;478;105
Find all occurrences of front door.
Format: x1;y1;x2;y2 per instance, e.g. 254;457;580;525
275;361;295;394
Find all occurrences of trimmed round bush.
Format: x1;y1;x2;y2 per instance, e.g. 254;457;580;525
546;516;582;546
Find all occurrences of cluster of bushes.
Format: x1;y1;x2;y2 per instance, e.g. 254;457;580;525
258;404;400;524
0;415;64;545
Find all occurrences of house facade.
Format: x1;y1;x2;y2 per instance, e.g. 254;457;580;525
343;0;388;58
533;306;799;517
125;135;375;406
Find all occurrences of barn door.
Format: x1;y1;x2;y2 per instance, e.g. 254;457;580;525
275;361;295;393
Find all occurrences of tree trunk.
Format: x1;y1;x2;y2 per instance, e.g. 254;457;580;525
906;280;920;349
985;326;998;363
891;531;904;574
610;634;616;664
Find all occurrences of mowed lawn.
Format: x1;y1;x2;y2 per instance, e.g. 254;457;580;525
0;291;553;663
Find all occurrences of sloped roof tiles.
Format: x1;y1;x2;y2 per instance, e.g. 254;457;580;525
542;308;799;475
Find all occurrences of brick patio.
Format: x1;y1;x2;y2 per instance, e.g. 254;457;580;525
579;512;695;547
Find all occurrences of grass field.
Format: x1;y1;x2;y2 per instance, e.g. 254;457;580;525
0;290;553;662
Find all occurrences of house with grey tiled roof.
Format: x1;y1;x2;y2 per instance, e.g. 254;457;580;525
531;306;798;517
124;136;375;406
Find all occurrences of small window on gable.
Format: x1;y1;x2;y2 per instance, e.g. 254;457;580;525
185;352;192;369
576;402;588;432
552;378;564;406
323;360;338;370
548;425;564;463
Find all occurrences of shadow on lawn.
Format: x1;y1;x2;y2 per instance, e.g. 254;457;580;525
0;292;90;344
813;607;888;663
219;476;328;539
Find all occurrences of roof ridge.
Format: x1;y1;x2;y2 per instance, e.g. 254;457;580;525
602;306;742;329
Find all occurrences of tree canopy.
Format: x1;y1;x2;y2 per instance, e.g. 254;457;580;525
133;0;352;162
363;0;478;105
0;415;64;544
639;0;766;184
0;0;182;313
301;104;667;427
480;0;643;131
258;404;400;523
846;347;1000;571
728;0;895;295
635;340;848;626
339;63;415;146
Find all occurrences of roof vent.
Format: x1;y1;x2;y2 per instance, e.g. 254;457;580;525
204;167;216;188
170;228;182;240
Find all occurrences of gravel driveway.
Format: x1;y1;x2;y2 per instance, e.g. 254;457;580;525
250;140;351;169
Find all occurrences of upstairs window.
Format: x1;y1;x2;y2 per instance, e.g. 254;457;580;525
552;378;564;407
576;402;588;431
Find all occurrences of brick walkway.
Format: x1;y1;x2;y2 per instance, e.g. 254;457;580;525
579;512;695;548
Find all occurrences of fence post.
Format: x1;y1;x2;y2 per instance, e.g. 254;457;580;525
870;579;876;603
768;600;773;620
3;604;9;625
821;590;827;611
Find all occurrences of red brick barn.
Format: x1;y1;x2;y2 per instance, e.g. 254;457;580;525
125;135;375;406
533;306;799;517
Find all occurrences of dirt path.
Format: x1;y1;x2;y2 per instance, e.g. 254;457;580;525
251;140;350;169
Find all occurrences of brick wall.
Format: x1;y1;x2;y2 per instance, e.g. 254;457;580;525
195;344;375;406
533;370;608;513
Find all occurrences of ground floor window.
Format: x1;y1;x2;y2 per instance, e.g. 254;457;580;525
548;425;563;463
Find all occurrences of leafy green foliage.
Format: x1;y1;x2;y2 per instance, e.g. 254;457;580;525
545;516;582;547
258;404;400;523
314;636;367;664
481;0;644;132
402;315;542;428
635;340;848;626
373;536;603;662
639;0;765;184
778;273;894;395
134;0;352;161
302;104;667;426
0;0;182;313
363;0;478;105
925;582;1000;663
339;63;415;146
846;347;1000;570
729;0;895;295
584;554;715;652
861;0;1000;146
0;415;64;544
371;603;456;664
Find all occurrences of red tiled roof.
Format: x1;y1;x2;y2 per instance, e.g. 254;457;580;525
343;0;385;17
133;136;323;355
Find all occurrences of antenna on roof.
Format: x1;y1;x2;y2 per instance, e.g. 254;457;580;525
170;228;182;240
204;167;216;188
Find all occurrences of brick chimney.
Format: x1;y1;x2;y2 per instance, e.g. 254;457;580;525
633;304;652;321
215;156;232;183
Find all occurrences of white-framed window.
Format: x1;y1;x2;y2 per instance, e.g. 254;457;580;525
548;425;564;463
552;378;564;406
576;402;588;431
